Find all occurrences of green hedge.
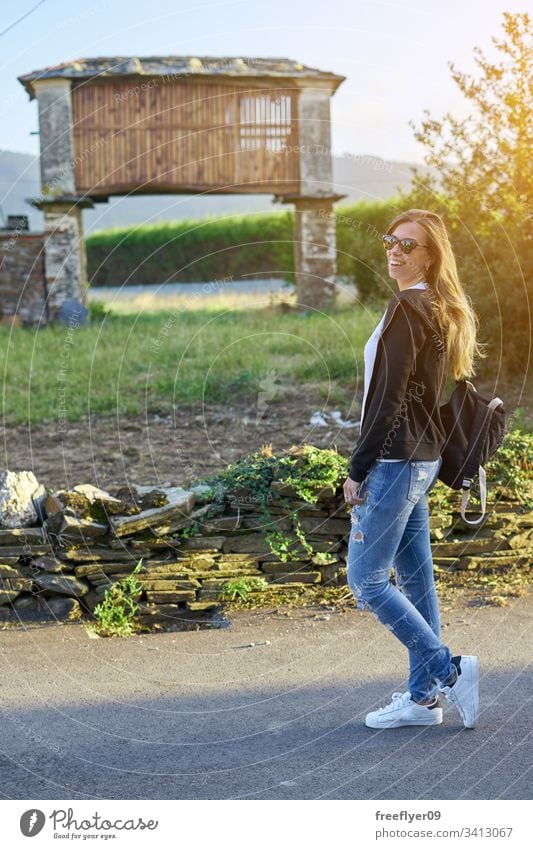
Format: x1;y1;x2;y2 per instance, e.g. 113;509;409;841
86;211;295;286
85;199;398;292
334;199;400;303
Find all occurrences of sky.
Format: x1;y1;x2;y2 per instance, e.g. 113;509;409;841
0;0;529;163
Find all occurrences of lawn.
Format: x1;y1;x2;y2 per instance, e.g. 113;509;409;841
0;293;380;426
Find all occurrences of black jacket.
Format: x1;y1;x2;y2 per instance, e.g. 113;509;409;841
349;287;448;483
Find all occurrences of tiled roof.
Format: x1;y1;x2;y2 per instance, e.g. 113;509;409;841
19;56;345;99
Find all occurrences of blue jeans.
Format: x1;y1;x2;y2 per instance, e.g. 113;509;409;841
346;456;455;702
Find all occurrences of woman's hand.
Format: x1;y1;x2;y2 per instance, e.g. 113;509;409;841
343;475;366;506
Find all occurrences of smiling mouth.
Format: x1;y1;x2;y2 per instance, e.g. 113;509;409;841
389;260;405;267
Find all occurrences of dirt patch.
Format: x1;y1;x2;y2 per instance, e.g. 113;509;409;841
1;377;529;494
1;392;359;493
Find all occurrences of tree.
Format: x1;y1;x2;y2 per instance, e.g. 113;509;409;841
401;11;532;377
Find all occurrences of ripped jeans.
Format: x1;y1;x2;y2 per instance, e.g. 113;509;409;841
346;456;456;703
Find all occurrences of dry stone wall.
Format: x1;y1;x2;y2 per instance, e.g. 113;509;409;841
0;231;47;326
0;468;532;629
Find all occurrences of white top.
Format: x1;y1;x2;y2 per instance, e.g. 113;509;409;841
360;281;428;460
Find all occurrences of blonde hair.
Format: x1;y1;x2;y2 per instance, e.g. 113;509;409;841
386;209;487;380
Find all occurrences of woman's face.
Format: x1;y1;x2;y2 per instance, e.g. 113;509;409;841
386;221;433;289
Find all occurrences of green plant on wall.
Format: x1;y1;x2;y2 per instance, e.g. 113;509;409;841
275;445;347;503
311;551;338;565
485;429;533;506
264;511;318;563
215;444;279;510
89;559;144;637
264;446;347;560
293;515;315;557
220;577;269;601
176;520;201;540
200;444;348;565
263;525;294;563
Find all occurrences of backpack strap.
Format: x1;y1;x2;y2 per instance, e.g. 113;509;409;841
460;465;487;525
459;396;503;525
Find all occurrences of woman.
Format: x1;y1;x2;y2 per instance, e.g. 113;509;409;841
343;209;485;730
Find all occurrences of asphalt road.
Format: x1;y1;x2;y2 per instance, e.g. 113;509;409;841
0;594;531;800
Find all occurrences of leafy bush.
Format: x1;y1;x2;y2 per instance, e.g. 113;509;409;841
86;211;294;287
275;444;349;503
334;198;402;305
209;443;280;510
485;429;533;505
199;443;349;562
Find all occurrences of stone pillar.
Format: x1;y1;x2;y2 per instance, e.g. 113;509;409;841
33;200;91;323
297;86;335;197
31;80;91;322
278;84;345;311
293;196;340;311
32;78;76;196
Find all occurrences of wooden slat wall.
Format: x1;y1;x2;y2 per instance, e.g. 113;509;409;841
72;79;301;196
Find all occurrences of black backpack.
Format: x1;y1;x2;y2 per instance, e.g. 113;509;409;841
438;379;506;525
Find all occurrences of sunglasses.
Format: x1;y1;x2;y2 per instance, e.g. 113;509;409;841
382;234;429;255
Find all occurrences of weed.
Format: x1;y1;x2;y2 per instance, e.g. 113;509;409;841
220;577;269;601
88;559;144;637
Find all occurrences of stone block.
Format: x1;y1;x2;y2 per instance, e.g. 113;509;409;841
177;537;225;551
265;571;322;584
0;544;53;557
431;538;510;558
0;528;47;545
109;488;195;537
20;570;90;597
0;595;82;622
294;516;349;535
186;601;222;612
45;512;108;542
145;590;197;604
260;561;313;574
60;547;140;563
135;604;218;626
29;555;67;574
0;470;46;528
139;579;201;591
222;535;272;554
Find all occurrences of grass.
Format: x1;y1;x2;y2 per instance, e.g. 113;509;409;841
0;292;377;426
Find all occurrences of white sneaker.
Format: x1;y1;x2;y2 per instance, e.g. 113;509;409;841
438;655;479;729
365;691;443;729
